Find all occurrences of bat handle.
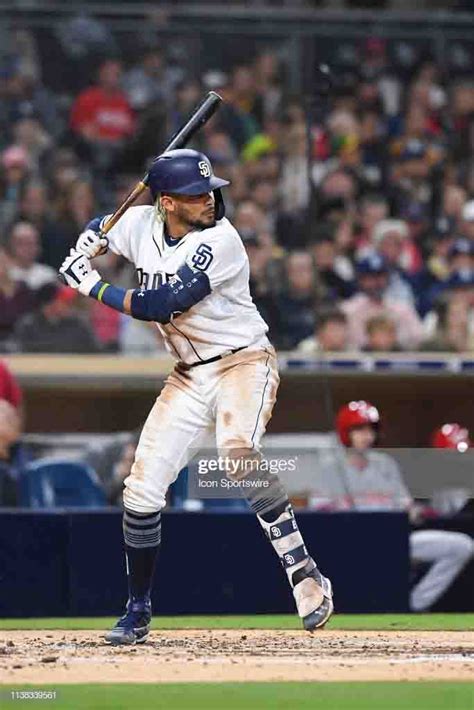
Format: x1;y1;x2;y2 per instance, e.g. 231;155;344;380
98;234;110;252
100;181;148;236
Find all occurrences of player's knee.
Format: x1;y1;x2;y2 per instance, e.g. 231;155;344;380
123;484;166;514
221;447;260;480
451;533;474;564
123;455;175;513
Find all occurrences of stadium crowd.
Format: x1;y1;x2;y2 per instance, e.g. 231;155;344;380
1;21;474;354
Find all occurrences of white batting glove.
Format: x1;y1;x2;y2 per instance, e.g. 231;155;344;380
59;249;102;296
75;228;109;258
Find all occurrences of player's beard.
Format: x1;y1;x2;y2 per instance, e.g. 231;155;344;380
189;216;216;230
179;206;216;231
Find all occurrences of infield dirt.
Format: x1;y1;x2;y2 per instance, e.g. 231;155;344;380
1;630;473;684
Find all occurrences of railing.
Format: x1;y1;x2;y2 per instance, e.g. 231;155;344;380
4;352;474;386
1;4;472;93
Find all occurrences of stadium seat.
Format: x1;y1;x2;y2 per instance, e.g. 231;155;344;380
18;458;107;508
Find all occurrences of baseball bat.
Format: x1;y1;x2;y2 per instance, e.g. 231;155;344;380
100;91;223;236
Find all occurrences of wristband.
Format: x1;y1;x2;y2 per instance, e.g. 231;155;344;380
89;280;127;312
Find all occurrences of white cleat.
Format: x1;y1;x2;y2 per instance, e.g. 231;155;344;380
292;560;334;631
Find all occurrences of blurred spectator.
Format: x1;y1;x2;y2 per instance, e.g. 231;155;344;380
70;58;135;173
122;47;176;112
445;237;474;282
0;146;31;230
55;13;117;92
276;251;319;349
12;117;53;173
278;120;309;218
16;180;66;270
253;51;282;118
319;168;358;207
0;246;37;351
0;359;23;504
421;289;474;353
460;200;474;242
52;179;96;268
309;226;355;301
450;81;474;163
370;219;418;302
341;255;424;350
363;314;400;352
242;230;283;341
389;129;444;221
412;216;455;317
2;59;61;139
442;184;467;223
297;307;348;355
356;193;389;248
89;299;122;352
15;284;100;354
233;200;270;235
230;64;262;129
7;220;56;290
47;149;83;196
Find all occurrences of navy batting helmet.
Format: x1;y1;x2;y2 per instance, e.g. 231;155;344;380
147;149;229;219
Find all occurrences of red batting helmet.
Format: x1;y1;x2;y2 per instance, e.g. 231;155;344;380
336;400;380;447
431;423;471;452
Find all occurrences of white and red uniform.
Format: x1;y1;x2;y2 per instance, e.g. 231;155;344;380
311;449;473;611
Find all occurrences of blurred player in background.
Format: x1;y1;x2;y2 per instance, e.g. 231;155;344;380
0;359;24;505
431;422;471;452
310;401;473;611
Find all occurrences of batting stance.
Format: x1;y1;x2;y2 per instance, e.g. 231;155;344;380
59;149;333;644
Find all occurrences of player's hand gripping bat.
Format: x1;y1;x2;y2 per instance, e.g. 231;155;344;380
100;91;222;239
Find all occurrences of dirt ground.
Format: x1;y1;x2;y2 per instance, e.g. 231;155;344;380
0;630;473;684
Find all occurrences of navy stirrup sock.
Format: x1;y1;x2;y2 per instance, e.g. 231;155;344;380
122;509;161;606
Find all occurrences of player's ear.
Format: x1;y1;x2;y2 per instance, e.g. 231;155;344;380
159;194;175;214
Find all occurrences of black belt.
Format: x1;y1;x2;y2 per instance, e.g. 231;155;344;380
179;346;246;370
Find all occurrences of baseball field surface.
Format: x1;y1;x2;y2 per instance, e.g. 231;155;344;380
0;614;472;709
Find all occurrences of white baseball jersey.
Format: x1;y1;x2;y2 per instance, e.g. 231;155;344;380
104;206;269;363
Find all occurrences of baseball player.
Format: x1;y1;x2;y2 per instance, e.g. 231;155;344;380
310;401;473;611
431;422;471;452
59;148;333;644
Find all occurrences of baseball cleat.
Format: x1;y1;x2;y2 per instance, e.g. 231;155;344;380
104;599;152;645
292;560;334;632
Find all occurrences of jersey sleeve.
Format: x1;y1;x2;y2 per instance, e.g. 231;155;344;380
185;223;246;290
384;456;413;510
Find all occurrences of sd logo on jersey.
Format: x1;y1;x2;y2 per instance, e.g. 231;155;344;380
191;243;213;271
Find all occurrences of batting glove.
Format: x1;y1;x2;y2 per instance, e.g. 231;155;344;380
59;249;102;296
75;228;109;259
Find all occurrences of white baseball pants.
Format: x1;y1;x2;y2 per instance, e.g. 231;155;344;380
123;345;279;513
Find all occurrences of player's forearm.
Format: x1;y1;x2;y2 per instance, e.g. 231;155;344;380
86;267;211;324
60;251;211;323
88;280;133;315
